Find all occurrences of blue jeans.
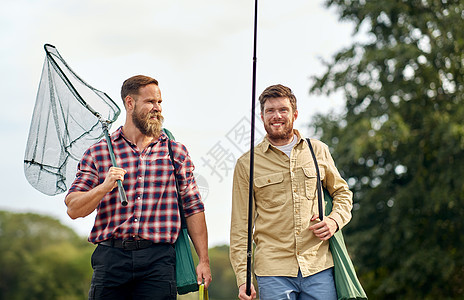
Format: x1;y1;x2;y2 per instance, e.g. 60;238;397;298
88;243;176;300
256;268;337;300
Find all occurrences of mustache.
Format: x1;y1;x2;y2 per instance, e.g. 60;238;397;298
147;112;164;121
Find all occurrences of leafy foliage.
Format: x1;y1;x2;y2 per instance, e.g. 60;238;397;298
207;245;239;298
310;0;464;298
0;211;239;299
0;211;94;300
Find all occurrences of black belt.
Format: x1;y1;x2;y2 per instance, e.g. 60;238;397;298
99;238;154;250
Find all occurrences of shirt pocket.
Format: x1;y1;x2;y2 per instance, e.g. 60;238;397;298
303;167;318;200
254;172;287;208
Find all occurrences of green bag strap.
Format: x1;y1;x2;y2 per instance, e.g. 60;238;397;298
163;128;175;140
164;129;187;230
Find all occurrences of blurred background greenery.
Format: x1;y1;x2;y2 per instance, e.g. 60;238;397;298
309;0;464;298
0;211;240;299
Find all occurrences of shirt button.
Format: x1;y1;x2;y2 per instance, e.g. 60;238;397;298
134;218;138;222
267;179;271;183
137;196;141;200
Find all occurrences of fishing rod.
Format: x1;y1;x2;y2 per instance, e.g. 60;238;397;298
246;0;258;296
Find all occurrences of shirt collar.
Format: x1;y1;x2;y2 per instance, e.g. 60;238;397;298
260;129;305;153
112;126;124;141
112;126;169;146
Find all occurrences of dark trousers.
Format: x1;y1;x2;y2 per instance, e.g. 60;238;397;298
89;243;176;300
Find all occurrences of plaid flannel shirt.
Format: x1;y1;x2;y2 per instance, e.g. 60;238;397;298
67;127;204;244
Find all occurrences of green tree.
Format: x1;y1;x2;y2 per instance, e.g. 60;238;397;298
0;211;94;300
207;245;238;299
310;0;464;298
0;211;242;299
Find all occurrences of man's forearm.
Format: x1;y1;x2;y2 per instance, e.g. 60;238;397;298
185;211;209;262
65;186;106;219
66;166;125;219
185;211;212;287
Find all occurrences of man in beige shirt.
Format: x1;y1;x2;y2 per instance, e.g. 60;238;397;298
230;84;353;300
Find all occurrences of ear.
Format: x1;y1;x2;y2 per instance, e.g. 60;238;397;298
260;111;264;122
125;96;135;110
293;109;298;121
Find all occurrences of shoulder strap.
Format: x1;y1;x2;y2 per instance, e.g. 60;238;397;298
163;128;175;140
306;138;324;221
167;138;188;229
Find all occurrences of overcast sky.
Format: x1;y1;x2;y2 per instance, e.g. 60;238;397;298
1;0;354;246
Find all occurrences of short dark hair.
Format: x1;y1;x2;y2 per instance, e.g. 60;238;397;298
258;84;297;113
121;75;159;105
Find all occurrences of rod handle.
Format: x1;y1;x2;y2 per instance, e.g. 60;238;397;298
117;180;128;206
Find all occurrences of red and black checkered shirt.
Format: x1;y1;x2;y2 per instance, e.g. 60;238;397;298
67;127;204;244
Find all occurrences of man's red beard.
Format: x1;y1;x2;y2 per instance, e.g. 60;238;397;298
263;119;293;143
132;110;164;137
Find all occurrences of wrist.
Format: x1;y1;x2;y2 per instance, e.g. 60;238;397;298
328;217;339;231
198;257;210;265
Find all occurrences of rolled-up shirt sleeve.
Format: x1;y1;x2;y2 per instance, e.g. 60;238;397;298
172;142;204;217
319;142;353;230
67;149;100;194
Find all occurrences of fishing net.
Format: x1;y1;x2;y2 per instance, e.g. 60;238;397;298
24;44;121;196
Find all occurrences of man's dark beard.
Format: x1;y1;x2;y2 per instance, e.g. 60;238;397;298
132;110;164;137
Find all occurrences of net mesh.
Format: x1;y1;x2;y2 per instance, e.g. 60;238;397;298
24;44;121;196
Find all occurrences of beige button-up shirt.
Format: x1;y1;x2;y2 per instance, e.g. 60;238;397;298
230;130;353;287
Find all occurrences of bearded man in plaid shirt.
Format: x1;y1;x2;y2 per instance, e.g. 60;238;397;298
65;75;212;299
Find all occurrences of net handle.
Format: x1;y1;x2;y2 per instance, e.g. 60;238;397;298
101;119;128;206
